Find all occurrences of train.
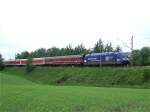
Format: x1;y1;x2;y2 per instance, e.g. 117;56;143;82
4;52;130;66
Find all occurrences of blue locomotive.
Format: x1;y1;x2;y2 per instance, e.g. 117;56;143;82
84;52;129;66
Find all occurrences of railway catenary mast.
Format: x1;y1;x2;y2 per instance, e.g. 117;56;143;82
131;36;134;66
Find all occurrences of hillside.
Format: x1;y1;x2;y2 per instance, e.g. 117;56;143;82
2;66;150;88
0;72;150;112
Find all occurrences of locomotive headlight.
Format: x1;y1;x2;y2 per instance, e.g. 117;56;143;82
84;60;87;62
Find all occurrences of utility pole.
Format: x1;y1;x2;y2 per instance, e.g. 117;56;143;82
131;36;134;66
97;32;102;67
131;36;133;52
100;52;102;67
117;36;134;66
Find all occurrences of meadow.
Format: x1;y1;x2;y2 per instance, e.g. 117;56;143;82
0;69;150;112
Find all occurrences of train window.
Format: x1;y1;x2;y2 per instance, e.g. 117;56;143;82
105;56;114;61
105;56;109;61
110;56;114;60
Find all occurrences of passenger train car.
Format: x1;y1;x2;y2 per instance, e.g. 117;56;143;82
4;52;129;66
45;55;84;65
4;58;45;66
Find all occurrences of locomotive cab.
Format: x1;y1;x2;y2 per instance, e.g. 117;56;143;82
84;52;130;66
116;52;130;65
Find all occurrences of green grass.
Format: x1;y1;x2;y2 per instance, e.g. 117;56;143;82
2;66;150;88
0;72;150;112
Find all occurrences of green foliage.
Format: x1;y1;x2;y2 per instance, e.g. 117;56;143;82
64;44;74;55
15;38;122;59
132;47;150;66
93;39;117;53
16;44;90;59
104;42;113;52
93;38;105;53
132;50;141;65
15;51;29;59
140;47;150;66
0;54;5;70
74;44;88;55
25;57;33;73
3;66;150;88
30;48;47;58
142;68;150;83
0;72;150;112
115;45;122;52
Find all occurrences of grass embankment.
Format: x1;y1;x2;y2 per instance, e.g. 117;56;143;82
2;66;150;88
0;72;150;112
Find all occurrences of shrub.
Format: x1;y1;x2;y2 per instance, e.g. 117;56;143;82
26;57;34;73
131;47;150;66
0;54;5;70
142;68;150;82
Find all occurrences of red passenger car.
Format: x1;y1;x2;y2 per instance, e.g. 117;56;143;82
4;59;21;66
45;55;84;65
4;58;45;66
4;59;28;66
20;59;28;65
32;58;45;65
4;55;84;66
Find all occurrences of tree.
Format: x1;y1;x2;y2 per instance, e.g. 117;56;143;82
30;48;47;58
93;38;104;53
36;48;46;57
104;42;113;52
131;50;141;66
140;47;150;66
131;47;150;66
60;48;66;56
65;44;74;55
115;45;122;52
26;57;33;73
47;47;61;56
15;51;29;59
74;44;88;55
0;54;4;70
15;53;22;59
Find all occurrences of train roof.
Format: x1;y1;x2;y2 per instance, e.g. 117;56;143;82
4;55;84;62
45;55;83;59
4;59;27;62
4;58;44;62
86;52;127;56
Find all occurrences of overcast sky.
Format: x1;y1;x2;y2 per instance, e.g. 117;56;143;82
0;0;150;59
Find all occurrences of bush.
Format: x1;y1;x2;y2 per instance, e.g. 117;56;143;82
131;47;150;66
0;54;5;70
140;47;150;66
26;57;34;73
142;68;150;82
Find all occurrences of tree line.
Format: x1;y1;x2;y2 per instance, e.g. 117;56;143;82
15;38;122;59
132;47;150;66
0;39;150;70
